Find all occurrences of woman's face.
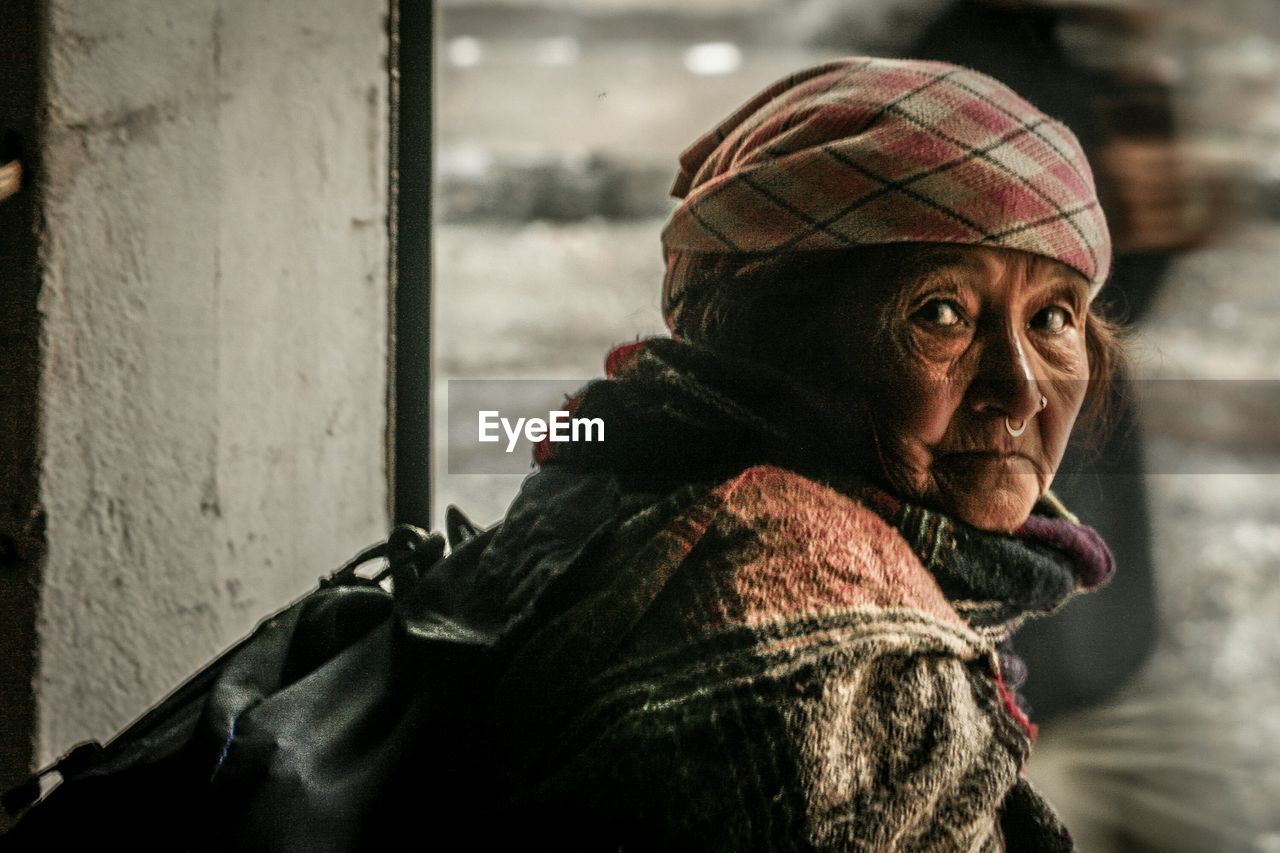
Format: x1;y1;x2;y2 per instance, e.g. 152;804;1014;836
819;245;1092;532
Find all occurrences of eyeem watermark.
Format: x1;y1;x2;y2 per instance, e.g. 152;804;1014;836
479;410;604;452
449;377;1280;475
449;379;602;474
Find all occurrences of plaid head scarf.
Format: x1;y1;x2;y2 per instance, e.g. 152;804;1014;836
661;57;1111;329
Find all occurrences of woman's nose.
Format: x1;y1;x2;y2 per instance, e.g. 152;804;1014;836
969;324;1042;422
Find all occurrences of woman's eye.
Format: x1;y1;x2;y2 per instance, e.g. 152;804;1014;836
1032;306;1071;333
915;299;964;328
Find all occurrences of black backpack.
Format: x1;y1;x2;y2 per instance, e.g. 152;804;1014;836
2;509;505;851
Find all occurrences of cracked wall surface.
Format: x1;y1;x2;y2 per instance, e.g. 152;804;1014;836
33;0;390;763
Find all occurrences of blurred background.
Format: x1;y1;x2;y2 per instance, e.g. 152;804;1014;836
433;0;1280;849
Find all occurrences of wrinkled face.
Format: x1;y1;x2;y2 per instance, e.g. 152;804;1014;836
818;245;1092;532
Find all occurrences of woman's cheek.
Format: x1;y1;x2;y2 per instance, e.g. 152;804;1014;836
1041;377;1087;460
864;326;966;481
1041;343;1085;379
895;347;963;445
901;383;954;444
1041;337;1089;427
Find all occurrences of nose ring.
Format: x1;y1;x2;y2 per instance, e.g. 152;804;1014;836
1005;395;1045;436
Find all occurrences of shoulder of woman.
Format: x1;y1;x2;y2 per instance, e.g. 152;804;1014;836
706;464;972;630
492;465;1033;793
493;463;991;726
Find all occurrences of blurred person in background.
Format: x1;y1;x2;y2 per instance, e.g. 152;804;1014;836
472;56;1122;849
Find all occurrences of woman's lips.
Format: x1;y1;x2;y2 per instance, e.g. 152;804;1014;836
940;450;1041;473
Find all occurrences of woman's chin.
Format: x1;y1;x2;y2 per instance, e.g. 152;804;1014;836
936;480;1040;532
921;455;1043;532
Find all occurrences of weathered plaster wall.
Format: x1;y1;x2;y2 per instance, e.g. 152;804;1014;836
35;0;389;762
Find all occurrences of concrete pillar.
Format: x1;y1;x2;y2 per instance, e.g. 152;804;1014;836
0;0;391;791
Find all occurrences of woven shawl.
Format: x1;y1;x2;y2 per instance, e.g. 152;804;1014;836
491;338;1116;849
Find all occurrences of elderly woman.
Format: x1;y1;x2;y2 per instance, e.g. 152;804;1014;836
473;57;1119;851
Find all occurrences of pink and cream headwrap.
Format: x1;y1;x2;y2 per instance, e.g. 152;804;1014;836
661;57;1111;328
